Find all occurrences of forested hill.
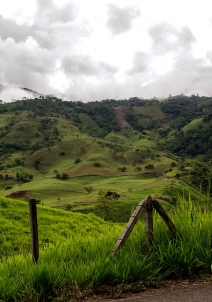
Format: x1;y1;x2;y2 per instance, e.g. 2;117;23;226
0;94;212;159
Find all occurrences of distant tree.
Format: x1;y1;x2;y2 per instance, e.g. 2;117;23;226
64;204;72;211
93;162;100;167
118;166;127;172
74;158;81;164
16;171;33;183
34;158;41;170
53;127;59;136
95;190;120;221
61;173;69;179
134;166;142;171
145;164;154;170
55;172;61;179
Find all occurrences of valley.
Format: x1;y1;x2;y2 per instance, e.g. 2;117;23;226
1;95;212;301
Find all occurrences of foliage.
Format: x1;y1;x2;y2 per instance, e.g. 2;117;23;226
74;158;81;164
55;172;69;180
145;164;154;170
16;171;33;183
189;161;212;195
118;166;127;172
61;173;69;180
95;189;120;221
34;158;41;170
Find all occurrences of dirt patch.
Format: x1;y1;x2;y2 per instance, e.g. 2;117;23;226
115;106;131;128
85;275;212;301
133;106;144;110
51;275;212;301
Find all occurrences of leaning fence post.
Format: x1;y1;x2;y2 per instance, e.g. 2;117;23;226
110;196;151;257
145;198;153;251
152;199;182;238
28;199;39;263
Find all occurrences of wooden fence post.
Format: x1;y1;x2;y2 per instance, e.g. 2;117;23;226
110;196;151;257
28;199;39;263
152;199;182;238
145;199;153;251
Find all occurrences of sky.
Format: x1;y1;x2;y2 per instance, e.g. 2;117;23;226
1;0;212;102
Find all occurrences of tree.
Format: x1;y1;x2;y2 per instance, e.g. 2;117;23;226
16;171;33;183
118;166;127;172
74;158;81;164
95;190;120;221
34;158;41;170
61;173;69;179
145;164;154;170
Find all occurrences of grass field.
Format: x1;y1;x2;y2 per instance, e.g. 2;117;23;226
182;118;203;132
0;174;176;206
1;195;212;301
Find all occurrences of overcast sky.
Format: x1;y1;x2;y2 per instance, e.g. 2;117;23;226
1;0;212;102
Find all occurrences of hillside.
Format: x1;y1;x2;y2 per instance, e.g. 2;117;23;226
0;94;212;210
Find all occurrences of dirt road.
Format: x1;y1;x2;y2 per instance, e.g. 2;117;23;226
87;278;212;302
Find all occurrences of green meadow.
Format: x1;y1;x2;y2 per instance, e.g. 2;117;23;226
1;196;212;301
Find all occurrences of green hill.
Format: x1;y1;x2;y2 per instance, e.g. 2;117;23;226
1;94;212;210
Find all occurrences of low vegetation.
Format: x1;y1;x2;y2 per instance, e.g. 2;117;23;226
1;196;212;301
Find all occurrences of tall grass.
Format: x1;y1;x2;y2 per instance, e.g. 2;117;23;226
1;196;212;301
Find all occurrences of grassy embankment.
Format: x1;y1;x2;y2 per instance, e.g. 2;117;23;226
1;195;212;301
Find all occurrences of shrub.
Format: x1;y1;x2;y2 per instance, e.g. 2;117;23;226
5;185;13;190
16;172;33;183
64;204;72;211
135;166;142;171
74;158;81;164
95;189;120;220
61;173;69;180
145;164;154;170
118;166;127;172
94;162;101;167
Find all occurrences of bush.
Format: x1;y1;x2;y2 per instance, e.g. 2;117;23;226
94;162;101;167
74;158;81;164
5;185;13;190
118;166;127;172
145;164;154;170
61;173;69;180
56;173;61;179
134;166;142;171
16;172;33;183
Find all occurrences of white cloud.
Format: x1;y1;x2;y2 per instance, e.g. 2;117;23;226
0;0;212;101
106;4;141;35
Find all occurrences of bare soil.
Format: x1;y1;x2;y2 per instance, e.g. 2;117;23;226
85;275;212;302
114;106;131;128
